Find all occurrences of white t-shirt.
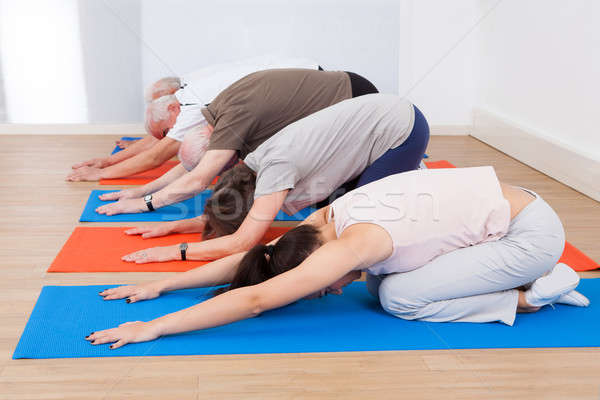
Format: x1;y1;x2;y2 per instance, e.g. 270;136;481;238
166;94;206;142
328;166;511;275
166;55;319;142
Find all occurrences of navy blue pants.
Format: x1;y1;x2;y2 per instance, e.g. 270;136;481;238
318;105;429;208
357;105;429;186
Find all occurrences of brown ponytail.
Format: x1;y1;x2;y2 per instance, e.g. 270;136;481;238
213;225;322;295
203;163;256;240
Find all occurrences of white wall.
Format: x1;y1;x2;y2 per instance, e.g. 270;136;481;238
0;54;6;122
2;0;597;146
78;0;144;123
0;0;88;123
140;0;483;127
399;0;478;127
141;0;400;95
474;0;600;161
0;0;479;127
0;0;144;124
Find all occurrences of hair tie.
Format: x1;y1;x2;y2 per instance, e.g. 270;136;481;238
264;245;275;257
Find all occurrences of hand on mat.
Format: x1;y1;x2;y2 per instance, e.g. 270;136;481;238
125;222;176;239
86;321;160;349
71;157;108;169
122;245;179;263
66;166;103;182
96;197;146;216
99;188;143;202
99;283;162;302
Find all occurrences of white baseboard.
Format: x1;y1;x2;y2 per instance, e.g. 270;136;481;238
0;123;146;135
472;107;600;202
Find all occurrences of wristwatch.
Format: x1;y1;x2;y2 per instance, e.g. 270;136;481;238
144;194;154;211
179;242;188;261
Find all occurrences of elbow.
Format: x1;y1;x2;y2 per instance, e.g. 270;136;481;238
232;241;254;254
147;144;175;167
148;153;167;168
246;290;266;317
179;171;209;195
188;179;208;194
230;232;260;253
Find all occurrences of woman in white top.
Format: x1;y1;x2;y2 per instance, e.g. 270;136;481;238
87;167;587;349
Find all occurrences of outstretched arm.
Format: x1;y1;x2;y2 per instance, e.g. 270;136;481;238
123;215;208;239
99;137;181;178
121;190;288;263
132;162;188;195
94;149;235;216
99;163;188;202
67;137;180;182
99;250;247;303
71;135;158;170
88;224;392;349
151;149;236;208
99;215;292;303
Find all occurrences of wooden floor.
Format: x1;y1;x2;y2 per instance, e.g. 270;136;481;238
0;135;598;399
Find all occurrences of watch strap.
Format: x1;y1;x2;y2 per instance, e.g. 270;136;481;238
145;195;155;212
180;242;188;261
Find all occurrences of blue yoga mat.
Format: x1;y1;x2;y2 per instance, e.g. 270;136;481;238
12;280;600;359
80;190;315;222
111;137;143;155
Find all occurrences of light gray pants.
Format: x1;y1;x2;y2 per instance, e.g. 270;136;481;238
368;191;565;325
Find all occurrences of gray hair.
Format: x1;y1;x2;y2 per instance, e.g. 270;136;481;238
146;95;178;123
145;77;181;103
144;95;179;135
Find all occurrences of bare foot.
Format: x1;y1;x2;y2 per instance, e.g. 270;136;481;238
517;291;541;313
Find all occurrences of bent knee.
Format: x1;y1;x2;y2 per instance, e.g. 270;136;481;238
378;278;425;320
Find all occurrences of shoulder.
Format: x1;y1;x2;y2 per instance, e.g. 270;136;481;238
337;223;394;267
255;158;298;181
339;222;390;241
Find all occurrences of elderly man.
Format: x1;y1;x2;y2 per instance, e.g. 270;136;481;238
66;56;320;181
95;67;379;220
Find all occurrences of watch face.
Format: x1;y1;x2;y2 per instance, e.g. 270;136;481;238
180;242;188;250
144;195;152;201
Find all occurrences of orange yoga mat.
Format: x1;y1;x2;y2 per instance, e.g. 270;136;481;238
424;160;456;169
99;160;180;185
48;226;291;273
425;159;599;271
559;242;600;272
